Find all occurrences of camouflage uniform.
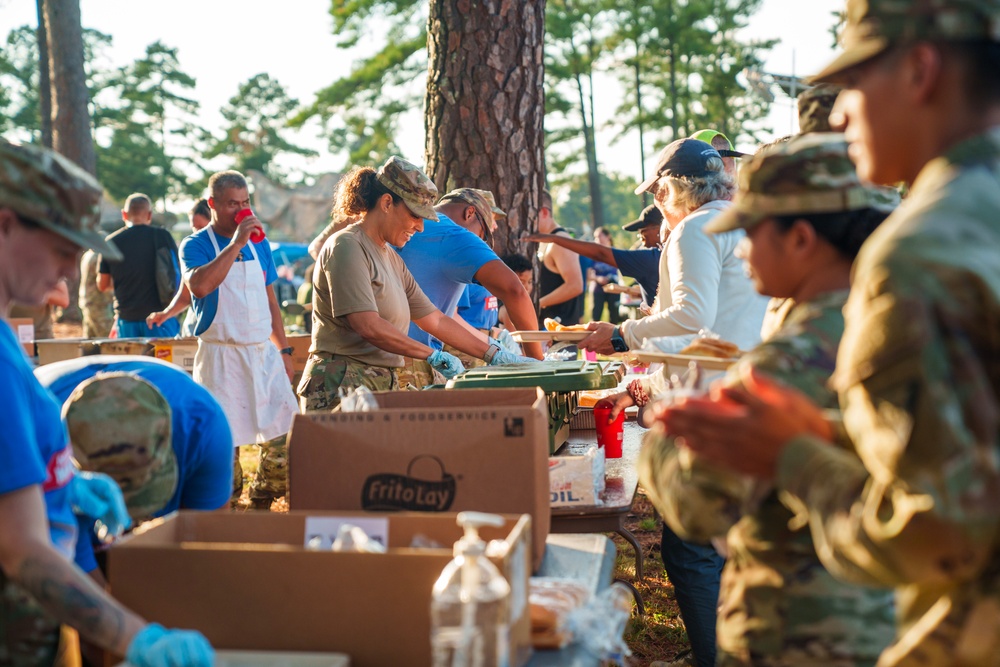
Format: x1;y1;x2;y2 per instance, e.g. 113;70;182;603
79;249;114;338
642;136;898;666
297;352;398;411
441;343;487;375
396;356;444;390
797;84;842;134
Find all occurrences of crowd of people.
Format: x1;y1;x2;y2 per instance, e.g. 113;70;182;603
1;0;999;664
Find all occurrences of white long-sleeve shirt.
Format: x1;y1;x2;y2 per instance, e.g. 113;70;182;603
620;200;768;352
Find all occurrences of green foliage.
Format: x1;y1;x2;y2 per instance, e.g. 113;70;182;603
204;73;317;183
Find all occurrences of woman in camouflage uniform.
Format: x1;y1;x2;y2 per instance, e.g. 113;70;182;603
636;135;899;666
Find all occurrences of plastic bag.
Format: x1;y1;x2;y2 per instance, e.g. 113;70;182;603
567;582;633;664
338;385;379;412
528;578;591;650
331;524;386;553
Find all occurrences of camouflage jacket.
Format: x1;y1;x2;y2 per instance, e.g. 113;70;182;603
775;127;1000;666
79;248;114;338
642;289;895;666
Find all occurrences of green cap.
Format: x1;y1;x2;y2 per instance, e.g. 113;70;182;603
813;0;1000;83
470;188;506;218
0;140;121;261
690;129;749;158
797;84;843;133
63;373;178;522
376;156;439;221
704;133;899;234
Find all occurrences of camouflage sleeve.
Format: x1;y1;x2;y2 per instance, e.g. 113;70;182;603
776;250;1000;588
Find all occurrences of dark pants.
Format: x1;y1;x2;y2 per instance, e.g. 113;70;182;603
661;523;724;667
591;288;622;324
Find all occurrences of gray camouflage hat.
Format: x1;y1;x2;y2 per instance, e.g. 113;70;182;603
705;133;899;234
376;156;439;221
813;0;1000;83
0;140;122;261
471;188;507;219
63;372;177;522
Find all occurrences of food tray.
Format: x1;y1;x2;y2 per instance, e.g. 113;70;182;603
512;330;591;343
631;351;738;371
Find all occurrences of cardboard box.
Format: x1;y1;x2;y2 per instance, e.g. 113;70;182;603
287;332;311;385
549;444;605;507
150;337;199;374
119;651;350;667
97;338;153;356
107;511;532;667
288;388;551;571
8;317;34;357
35;338;99;365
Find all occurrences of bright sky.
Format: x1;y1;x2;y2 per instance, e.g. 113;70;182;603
1;0;842;195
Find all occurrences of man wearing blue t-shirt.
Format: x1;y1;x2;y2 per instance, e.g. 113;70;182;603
395;188;541;386
180;170;298;511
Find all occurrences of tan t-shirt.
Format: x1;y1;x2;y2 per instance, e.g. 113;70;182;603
312;225;436;367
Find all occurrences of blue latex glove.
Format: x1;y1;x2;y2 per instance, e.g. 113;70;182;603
487;342;537;366
427;349;466;379
68;471;131;542
126;623;214;667
495;329;523;355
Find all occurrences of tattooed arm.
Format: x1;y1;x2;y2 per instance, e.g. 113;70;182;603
0;484;146;656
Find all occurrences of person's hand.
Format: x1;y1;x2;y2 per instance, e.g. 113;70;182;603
427;349;465;379
68;471;131;541
521;233;555;244
232;214;263;248
494;329;522;355
126;623;214;667
486;342;537;366
146;311;170;328
653;366;832;480
598;392;634;421
281;353;294;382
579;321;616;355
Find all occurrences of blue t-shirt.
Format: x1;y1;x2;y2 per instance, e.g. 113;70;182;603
457;283;499;331
395;213;499;349
37;356;234;572
179;227;278;335
0;322;77;560
611;247;662;306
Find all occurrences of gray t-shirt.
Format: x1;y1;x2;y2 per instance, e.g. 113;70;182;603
312;225;436;367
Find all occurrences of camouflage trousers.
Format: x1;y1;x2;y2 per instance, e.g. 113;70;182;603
442;338;488;375
0;572;81;667
397;357;446;390
231;434;289;504
81;306;114;339
296;353;397;411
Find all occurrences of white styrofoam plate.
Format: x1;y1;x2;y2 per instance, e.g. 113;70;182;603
632;351;738;371
512;330;592;343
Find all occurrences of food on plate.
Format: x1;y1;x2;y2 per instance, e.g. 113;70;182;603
577;388;621;408
543;318;590;333
679;338;740;359
529;578;591;649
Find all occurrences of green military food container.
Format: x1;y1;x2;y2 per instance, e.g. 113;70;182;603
445;360;625;452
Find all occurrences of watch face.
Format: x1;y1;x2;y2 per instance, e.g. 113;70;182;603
612;338;629;353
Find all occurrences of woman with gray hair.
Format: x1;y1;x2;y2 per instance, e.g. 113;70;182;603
580;138;767;356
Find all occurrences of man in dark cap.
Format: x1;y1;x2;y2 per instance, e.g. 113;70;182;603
658;0;1000;663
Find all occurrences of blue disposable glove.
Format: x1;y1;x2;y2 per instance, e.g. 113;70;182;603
427;349;466;379
68;471;131;542
485;341;537;366
494;328;523;355
126;623;214;667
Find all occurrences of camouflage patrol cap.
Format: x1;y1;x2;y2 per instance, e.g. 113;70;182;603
813;0;1000;83
798;84;843;133
471;188;507;219
63;373;177;522
705;133;899;234
438;188;497;238
376;156;439;221
0;140;122;261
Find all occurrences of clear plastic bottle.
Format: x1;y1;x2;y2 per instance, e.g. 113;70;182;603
431;512;511;667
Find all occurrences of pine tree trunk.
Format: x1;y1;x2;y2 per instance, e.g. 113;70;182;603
424;0;546;257
36;0;52;148
43;0;94;322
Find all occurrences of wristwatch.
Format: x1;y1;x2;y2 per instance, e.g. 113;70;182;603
610;325;629;353
280;347;294;356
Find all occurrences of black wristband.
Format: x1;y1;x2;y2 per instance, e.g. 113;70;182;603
280;347;294;356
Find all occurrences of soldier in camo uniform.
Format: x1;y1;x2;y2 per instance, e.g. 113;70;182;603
79;248;114;338
300;157;529;411
797;84;843;134
640;135;898;667
657;1;1000;664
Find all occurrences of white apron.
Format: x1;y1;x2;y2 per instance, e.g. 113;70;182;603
193;231;298;446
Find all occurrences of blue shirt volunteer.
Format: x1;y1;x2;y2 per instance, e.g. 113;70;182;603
457;283;499;331
611;247;662;307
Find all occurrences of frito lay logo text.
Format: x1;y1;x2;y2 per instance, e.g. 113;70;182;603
361;455;456;512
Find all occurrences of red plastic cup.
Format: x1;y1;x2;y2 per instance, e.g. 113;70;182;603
235;208;265;243
593;404;625;458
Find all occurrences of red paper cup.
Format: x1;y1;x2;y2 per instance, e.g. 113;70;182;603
593;405;624;458
235;208;265;243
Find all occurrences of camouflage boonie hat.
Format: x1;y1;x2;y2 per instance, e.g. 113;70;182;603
471;188;506;218
438;188;496;239
376;156;439;221
63;373;177;522
0;140;122;261
705;133;899;234
798;84;843;133
813;0;1000;83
